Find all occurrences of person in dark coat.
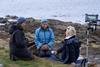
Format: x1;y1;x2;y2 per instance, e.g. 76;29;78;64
9;17;33;61
51;26;80;64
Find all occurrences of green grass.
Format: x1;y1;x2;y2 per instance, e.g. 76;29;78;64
0;48;73;67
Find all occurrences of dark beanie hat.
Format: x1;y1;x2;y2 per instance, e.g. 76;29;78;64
17;17;26;24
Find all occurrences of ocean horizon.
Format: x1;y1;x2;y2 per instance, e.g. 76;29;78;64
0;0;100;24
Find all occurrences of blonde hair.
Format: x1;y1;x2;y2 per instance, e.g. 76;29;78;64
65;26;76;36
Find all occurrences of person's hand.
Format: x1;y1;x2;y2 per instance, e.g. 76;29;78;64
41;45;49;51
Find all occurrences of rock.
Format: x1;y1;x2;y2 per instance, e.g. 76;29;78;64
0;17;7;23
26;17;35;23
25;32;35;42
5;15;18;19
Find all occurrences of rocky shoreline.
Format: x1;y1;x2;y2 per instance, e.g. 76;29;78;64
0;16;100;44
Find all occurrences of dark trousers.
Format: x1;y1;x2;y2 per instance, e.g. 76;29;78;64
9;42;34;61
36;49;52;57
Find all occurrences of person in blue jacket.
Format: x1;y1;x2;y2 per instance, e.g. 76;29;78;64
9;17;33;61
35;19;55;57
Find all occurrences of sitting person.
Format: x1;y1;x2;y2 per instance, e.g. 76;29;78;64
35;19;55;57
51;26;80;64
9;17;34;61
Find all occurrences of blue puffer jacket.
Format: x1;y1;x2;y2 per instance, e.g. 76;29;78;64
35;27;55;49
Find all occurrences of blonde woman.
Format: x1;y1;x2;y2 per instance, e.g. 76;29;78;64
54;26;80;64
